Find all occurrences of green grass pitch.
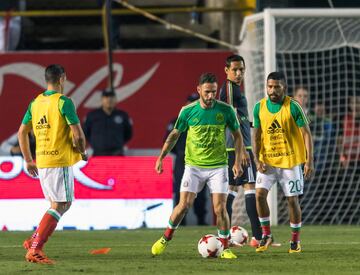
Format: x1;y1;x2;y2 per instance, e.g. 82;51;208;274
0;225;359;274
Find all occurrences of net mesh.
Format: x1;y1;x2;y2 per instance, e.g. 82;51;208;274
238;13;360;225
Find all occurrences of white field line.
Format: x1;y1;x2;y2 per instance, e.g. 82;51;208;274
2;242;360;249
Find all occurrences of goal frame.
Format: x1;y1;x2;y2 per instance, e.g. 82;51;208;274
239;8;360;225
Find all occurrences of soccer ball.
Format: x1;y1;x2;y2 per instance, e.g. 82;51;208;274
230;226;249;245
197;234;224;258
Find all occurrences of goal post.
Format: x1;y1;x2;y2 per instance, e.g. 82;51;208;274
239;8;360;226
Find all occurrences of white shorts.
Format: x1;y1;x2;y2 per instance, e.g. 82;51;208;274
38;166;75;202
180;165;229;194
255;165;304;197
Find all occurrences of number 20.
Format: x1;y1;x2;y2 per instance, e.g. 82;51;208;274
289;180;301;193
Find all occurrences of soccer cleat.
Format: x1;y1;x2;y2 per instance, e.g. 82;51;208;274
249;237;260;248
255;235;273;252
220;248;237;259
25;249;55;265
23;238;32;250
288;241;301;253
151;236;168;256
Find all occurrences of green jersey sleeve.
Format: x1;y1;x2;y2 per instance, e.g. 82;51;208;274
252;102;261;128
21;100;34;125
290;100;310;127
226;106;240;132
59;96;80;125
174;107;188;132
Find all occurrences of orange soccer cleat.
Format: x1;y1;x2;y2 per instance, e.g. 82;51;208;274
23;238;32;250
25;249;55;265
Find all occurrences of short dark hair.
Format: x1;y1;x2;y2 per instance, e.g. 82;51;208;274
198;72;217;85
45;64;65;84
225;55;245;68
102;89;116;97
267;71;286;82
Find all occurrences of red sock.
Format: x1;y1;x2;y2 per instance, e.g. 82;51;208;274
291;231;300;242
164;228;175;241
31;212;59;250
219;237;229;249
259;217;271;236
31;230;38;239
261;225;271;236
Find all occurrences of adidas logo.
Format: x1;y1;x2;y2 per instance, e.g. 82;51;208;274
267;119;284;134
35;115;51;129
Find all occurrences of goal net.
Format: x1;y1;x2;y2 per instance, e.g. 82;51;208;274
238;9;360;225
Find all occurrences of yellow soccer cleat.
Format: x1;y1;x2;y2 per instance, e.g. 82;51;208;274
288;241;301;253
256;235;273;253
151;236;168;256
220;248;237;259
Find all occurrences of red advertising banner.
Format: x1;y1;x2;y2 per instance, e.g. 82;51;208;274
0;156;172;199
0;50;231;148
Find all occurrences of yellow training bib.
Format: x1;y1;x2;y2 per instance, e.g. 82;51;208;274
258;96;306;168
31;93;81;168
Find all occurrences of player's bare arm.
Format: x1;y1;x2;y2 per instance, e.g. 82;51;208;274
18;123;38;177
155;129;181;174
300;125;314;179
70;124;88;161
252;127;267;173
231;129;244;178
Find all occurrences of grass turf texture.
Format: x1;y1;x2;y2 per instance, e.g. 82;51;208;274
0;225;359;274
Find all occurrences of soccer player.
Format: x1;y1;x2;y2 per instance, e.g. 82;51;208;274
253;72;314;253
218;55;262;246
18;64;87;264
151;72;245;259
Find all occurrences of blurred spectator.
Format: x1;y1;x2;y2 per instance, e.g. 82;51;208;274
293;86;309;114
84;89;132;156
308;101;335;171
0;0;22;51
0;132;35;158
166;93;208;225
339;95;360;170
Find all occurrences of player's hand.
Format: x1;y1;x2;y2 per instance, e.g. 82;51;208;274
303;160;314;180
26;160;38;177
241;149;250;167
155;158;163;174
232;163;243;179
255;160;267;173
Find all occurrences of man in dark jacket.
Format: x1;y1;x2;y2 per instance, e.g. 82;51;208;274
84;89;132;156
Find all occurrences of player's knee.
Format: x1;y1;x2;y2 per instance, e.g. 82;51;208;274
287;196;299;208
63;202;72;212
54;202;72;214
243;183;255;191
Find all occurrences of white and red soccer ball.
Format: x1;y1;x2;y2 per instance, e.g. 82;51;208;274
230;226;249;246
197;234;224;258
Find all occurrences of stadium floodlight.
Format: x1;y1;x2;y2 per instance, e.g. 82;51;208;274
239;9;360;225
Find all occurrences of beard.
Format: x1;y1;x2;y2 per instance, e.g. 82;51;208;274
269;94;282;103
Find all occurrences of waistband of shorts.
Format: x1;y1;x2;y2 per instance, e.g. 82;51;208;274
185;164;227;170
